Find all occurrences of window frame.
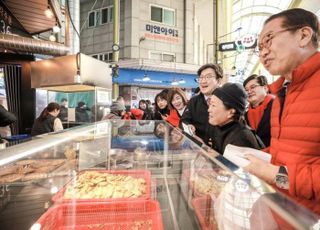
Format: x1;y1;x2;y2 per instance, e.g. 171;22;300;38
149;51;175;62
150;4;176;26
88;11;96;28
100;6;114;25
91;52;113;62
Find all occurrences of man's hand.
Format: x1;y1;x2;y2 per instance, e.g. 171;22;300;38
244;154;279;184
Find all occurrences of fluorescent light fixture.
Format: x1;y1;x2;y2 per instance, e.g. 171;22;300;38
142;75;150;81
140;140;149;145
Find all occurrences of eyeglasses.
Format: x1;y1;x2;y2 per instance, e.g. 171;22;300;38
257;26;301;56
244;84;260;93
197;74;216;82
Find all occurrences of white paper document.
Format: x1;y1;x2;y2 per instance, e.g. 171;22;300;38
223;144;271;168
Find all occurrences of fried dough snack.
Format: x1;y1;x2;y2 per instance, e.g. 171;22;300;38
64;171;147;199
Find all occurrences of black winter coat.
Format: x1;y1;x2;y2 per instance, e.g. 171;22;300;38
31;114;56;136
209;121;264;154
154;108;169;120
0;105;16;127
180;93;213;142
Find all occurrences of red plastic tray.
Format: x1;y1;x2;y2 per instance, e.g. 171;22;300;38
52;170;151;203
192;196;217;230
35;200;163;230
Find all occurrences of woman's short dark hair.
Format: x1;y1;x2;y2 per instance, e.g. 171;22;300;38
197;63;223;80
243;74;268;87
265;8;319;48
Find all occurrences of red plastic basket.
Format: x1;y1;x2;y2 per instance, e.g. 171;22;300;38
35;200;163;230
192;196;217;230
52;170;151;203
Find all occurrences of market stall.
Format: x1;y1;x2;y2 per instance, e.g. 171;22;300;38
0;120;318;229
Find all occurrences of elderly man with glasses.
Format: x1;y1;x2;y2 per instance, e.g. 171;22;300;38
243;74;274;147
244;8;320;215
180;63;223;142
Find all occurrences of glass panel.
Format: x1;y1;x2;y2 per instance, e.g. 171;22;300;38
163;9;175;25
151;6;162;22
101;8;108;24
88;11;95;27
95;11;100;26
163;54;175;62
109;7;114;22
0;120;319;229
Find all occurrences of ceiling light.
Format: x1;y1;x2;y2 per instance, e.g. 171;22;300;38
44;6;54;18
52;25;60;33
142;73;150;81
49;34;56;42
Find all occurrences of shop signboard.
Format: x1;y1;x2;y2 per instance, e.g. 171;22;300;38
144;24;179;43
219;34;257;52
113;69;197;88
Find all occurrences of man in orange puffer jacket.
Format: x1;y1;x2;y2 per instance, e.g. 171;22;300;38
244;8;320;215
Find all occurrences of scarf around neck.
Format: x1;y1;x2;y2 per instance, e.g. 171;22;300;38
247;94;273;130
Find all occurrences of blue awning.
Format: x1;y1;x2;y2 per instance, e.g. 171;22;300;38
113;68;198;88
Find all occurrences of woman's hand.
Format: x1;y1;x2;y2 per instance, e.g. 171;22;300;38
161;114;168;120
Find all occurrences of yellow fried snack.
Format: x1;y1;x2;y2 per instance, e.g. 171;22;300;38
64;171;147;199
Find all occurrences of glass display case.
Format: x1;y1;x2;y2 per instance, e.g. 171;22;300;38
0;120;318;230
35;87;112;127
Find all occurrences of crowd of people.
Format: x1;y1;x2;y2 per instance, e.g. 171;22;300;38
5;8;317;216
107;8;320;216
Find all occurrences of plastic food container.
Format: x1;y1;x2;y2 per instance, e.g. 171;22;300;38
183;168;230;198
192;196;217;230
34;200;163;230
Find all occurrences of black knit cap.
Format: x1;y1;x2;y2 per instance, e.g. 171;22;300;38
212;83;247;114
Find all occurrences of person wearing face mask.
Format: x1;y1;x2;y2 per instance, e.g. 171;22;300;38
207;83;263;154
166;88;188;127
180;64;223;142
58;98;68;122
243;74;274;147
244;8;320;215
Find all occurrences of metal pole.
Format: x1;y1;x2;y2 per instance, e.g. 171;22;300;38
112;0;120;62
214;0;219;63
213;0;218;63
